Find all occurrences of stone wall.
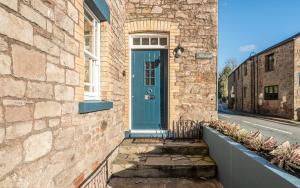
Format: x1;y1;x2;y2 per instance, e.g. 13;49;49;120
124;0;218;126
0;0;125;187
256;41;294;119
241;60;252;113
293;37;300;120
228;39;296;119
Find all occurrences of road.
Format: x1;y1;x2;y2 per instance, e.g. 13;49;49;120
218;103;300;144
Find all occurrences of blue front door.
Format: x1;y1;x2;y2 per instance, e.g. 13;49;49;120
132;50;167;130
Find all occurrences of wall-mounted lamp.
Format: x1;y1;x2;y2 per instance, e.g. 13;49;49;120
174;44;184;58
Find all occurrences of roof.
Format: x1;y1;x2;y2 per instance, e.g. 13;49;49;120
228;32;300;77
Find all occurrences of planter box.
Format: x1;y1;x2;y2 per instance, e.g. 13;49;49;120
203;126;300;188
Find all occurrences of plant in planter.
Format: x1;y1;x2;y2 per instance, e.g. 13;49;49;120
207;120;300;177
271;142;300;174
262;137;277;152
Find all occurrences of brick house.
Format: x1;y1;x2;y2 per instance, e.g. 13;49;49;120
0;0;217;187
228;33;300;120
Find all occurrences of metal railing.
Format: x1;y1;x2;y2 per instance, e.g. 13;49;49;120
168;120;204;139
80;161;108;188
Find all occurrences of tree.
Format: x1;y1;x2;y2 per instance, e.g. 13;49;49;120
218;59;237;102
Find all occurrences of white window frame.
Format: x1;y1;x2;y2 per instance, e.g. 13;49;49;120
84;5;101;100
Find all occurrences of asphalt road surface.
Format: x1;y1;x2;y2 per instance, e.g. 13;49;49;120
218;104;300;145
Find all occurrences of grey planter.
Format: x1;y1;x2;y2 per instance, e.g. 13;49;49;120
203;126;300;188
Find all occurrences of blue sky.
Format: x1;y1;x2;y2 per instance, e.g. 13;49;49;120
219;0;300;72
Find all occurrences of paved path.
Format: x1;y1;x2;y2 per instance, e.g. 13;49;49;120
218;103;300;144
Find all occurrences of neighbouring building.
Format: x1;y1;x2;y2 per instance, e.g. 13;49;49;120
228;33;300;120
0;0;218;187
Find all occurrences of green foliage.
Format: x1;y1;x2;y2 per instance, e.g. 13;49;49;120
218;59;237;102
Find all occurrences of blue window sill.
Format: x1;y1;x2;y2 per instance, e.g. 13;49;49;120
79;101;113;114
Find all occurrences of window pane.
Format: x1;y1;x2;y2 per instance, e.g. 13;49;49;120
133;38;140;45
160;38;167;45
151;38;158;45
142;38;149;45
84;56;92;92
269;86;273;93
84;12;94;54
151;78;155;85
151;70;155;77
274;86;278;93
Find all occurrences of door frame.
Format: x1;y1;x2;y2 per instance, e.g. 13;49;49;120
129;33;169;133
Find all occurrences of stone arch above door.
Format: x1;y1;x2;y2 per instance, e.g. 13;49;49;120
124;20;181;130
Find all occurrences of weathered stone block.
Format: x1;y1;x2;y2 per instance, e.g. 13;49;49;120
0;77;26;98
34;35;59;56
0;7;33;45
0;144;22;178
47;55;60;65
0;128;4;143
54;7;74;35
64;34;79;55
5;106;32;123
151;6;162;14
0;0;18;11
55;0;67;11
3;99;33;106
34;101;61;119
62;102;76;114
34;120;47;130
26;81;53;99
46;63;65;83
0;54;11;75
46;20;53;33
23;131;52;161
66;70;80;86
67;1;78;23
32;0;54;20
60;50;75;68
55;85;74;101
187;0;201;4
49;118;60;128
0;107;3;123
12;44;46;81
20;4;47;29
6;121;33;139
54;127;74;150
0;37;8;51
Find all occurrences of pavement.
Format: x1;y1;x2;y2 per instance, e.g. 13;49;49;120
218;102;300;144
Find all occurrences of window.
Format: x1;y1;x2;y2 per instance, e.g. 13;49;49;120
265;54;274;72
84;6;100;100
264;85;278;100
144;61;156;86
243;87;247;98
244;64;247;76
131;35;168;48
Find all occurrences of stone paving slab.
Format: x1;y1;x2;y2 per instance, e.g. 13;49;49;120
113;153;215;167
107;178;223;188
112;153;216;178
119;139;208;155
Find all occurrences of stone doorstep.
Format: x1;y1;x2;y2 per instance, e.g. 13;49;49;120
119;139;209;155
107;178;223;188
111;153;216;179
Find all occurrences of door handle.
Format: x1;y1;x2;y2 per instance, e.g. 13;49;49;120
145;95;155;100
